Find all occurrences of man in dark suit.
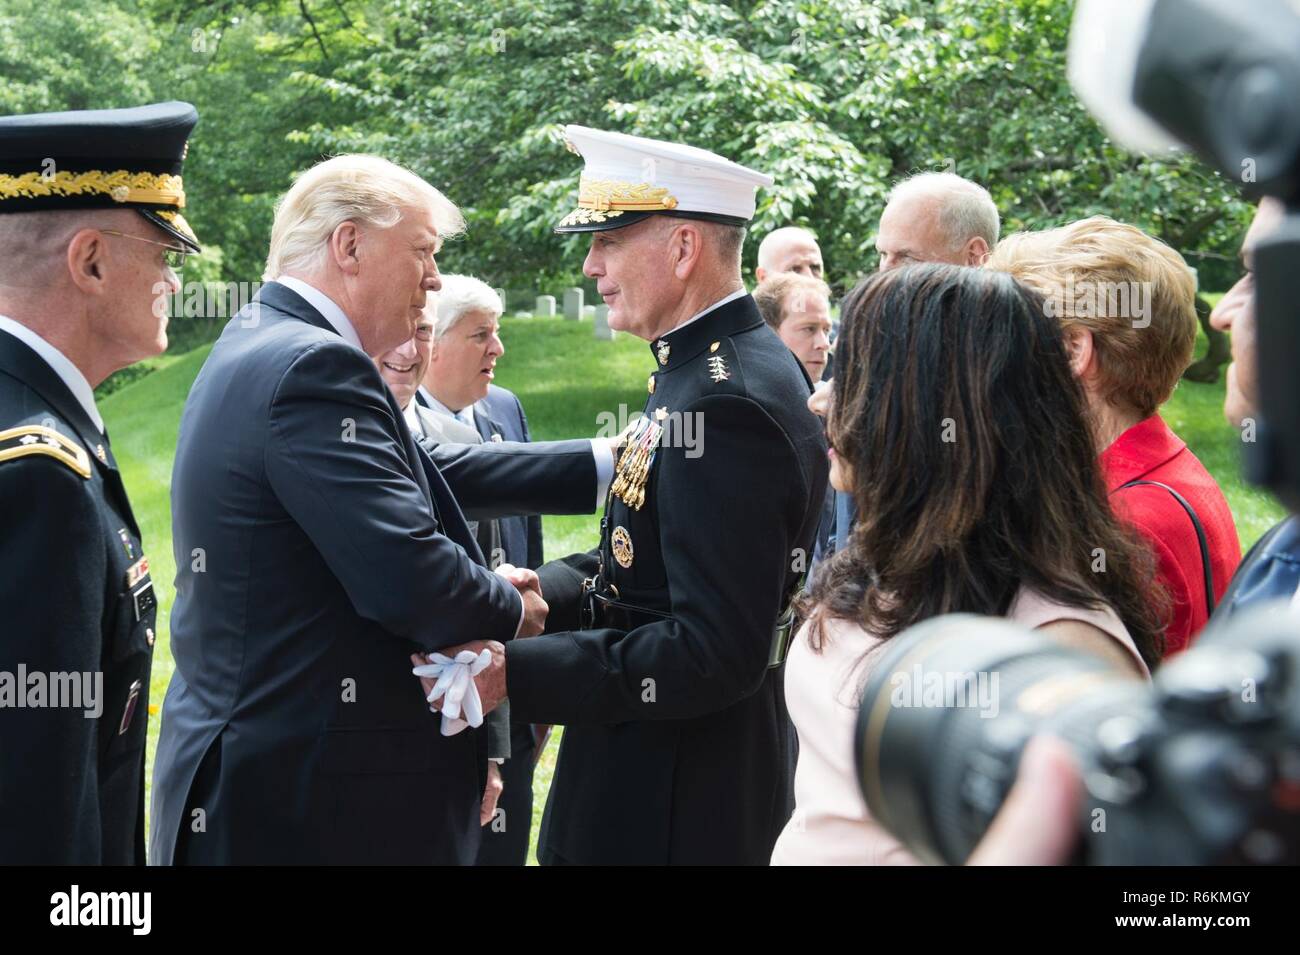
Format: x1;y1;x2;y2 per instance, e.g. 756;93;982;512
431;126;829;864
416;272;550;865
0;102;200;863
151;155;611;865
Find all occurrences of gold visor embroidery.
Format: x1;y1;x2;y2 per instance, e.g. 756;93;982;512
0;169;186;207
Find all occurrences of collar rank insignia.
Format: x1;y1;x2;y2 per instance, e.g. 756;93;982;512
656;340;671;365
707;353;730;383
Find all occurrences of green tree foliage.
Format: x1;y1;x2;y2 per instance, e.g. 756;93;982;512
3;0;1253;294
0;0;155;113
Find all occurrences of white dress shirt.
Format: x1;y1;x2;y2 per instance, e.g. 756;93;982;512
0;315;104;433
422;392;478;432
403;400;426;436
662;287;748;337
275;275;365;353
422;390;614;510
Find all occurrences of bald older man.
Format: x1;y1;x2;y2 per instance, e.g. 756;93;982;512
875;171;999;270
755;226;825;284
811;171;1001;567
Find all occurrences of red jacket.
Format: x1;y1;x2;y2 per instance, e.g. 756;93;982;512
1101;414;1241;656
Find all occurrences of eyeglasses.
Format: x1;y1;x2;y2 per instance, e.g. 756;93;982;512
100;230;190;272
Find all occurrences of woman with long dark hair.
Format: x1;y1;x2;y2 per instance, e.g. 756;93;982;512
771;264;1165;866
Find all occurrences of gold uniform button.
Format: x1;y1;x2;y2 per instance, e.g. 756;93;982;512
145;627;155;647
648;374;656;394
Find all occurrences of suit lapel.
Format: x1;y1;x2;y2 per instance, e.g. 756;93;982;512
474;401;503;443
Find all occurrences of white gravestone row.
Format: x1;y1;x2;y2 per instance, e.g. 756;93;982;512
563;287;584;321
514;288;615;339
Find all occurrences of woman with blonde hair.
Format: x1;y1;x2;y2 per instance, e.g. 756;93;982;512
990;217;1240;655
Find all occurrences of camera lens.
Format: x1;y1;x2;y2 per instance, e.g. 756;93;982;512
854;614;1146;864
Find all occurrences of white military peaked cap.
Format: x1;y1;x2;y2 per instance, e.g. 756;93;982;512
555;124;774;233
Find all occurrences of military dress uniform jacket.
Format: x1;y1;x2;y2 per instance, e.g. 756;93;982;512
0;329;156;864
150;282;597;865
508;293;829;864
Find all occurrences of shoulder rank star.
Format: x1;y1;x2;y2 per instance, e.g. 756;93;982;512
656;340;671;365
707;353;730;382
0;424;91;478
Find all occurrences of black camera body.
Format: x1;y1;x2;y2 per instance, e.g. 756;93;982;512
855;607;1300;865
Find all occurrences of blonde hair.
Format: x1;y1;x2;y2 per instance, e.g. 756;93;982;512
264;154;465;281
988;216;1196;417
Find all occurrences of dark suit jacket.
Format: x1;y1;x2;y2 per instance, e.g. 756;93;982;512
1210;515;1300;624
150;282;594;865
0;330;156;864
475;385;545;570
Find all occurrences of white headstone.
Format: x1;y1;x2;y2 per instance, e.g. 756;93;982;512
494;287;508;312
563;287;584;321
594;304;613;341
534;294;556;318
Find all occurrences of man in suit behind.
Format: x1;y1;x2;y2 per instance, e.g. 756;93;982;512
416;273;550;865
811;171;1001;571
151;155;611;864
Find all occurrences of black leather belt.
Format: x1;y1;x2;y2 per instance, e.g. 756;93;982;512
580;580;672;632
579;576;800;669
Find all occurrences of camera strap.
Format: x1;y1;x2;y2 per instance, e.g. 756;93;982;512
1119;479;1215;619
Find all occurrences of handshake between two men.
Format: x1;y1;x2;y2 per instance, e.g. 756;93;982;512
410;562;548;723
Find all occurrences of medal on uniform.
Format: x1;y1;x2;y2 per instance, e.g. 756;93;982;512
125;555;150;589
611;525;634;568
609;410;667;511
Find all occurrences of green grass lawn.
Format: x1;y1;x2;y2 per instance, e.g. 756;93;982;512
100;314;1285;863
